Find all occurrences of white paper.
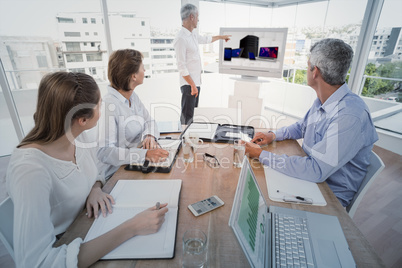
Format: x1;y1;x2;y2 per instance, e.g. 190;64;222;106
264;166;327;206
84;180;182;259
185;123;219;140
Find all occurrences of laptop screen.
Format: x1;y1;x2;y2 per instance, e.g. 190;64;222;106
229;158;269;268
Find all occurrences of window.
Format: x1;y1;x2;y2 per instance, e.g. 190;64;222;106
66;54;83;62
89;67;97;75
361;0;402;105
91;42;95;47
36;55;48;68
91;18;96;24
141;21;145;26
70;68;85;73
94;32;98;36
131;42;135;46
65;42;81;51
83;42;87;46
82;18;88;24
64;32;81;37
86;53;102;61
58;17;74;23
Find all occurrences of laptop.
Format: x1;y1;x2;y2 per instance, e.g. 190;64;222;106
229;158;356;268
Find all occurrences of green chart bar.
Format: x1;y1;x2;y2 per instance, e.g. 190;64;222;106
238;171;260;252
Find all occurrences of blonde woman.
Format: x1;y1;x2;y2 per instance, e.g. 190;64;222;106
6;72;167;267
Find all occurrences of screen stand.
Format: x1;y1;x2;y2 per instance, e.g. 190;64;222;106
241;75;258;80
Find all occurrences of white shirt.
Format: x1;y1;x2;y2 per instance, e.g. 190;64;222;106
97;85;159;179
6;146;97;268
173;27;212;87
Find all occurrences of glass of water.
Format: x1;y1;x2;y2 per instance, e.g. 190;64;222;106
233;139;246;168
182;229;207;268
182;137;194;163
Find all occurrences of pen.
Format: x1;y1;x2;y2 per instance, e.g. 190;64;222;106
277;190;313;204
155;202;160;210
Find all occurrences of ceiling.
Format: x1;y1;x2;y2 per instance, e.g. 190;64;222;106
200;0;327;8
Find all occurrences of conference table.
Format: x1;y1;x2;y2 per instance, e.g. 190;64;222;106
55;134;385;267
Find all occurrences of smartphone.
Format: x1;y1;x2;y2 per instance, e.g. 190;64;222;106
224;47;232;61
188;195;224;216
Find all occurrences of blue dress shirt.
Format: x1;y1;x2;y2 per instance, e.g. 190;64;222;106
259;83;378;206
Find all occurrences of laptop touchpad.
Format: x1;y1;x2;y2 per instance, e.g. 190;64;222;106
317;239;341;268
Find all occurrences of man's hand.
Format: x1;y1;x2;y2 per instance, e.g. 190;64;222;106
222;35;231;42
245;141;263;159
190;84;198;98
251;132;275;146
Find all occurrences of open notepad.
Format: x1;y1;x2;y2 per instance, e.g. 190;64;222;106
184;122;254;143
264;166;327;206
125;139;182;173
84;179;182;259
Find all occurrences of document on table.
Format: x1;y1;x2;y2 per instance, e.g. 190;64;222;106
84;179;182;259
264;166;327;206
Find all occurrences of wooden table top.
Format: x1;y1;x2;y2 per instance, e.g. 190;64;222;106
55;137;385;268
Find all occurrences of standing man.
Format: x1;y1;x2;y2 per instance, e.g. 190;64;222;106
174;3;230;125
245;38;378;207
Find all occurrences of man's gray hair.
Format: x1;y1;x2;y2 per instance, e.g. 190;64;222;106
309;38;354;86
181;3;198;21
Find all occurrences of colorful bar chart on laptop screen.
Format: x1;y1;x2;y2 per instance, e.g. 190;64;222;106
238;170;259;252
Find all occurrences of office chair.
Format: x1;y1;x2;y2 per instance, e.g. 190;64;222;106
347;151;385;218
0;196;14;260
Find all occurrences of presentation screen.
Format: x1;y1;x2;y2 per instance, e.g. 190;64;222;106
219;27;288;79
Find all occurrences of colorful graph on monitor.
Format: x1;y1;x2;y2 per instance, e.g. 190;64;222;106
238;169;259;252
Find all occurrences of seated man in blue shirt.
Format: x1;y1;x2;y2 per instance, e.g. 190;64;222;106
245;38;378;207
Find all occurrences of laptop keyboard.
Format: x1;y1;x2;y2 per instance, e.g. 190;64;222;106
274;213;314;268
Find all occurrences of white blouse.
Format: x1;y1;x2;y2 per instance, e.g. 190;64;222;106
6;146;97;268
97;85;159;179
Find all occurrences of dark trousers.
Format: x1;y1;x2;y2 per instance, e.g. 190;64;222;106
180;85;200;125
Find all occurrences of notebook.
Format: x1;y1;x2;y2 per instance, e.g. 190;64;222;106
125;139;181;173
84;179;182;259
264;166;327;206
229;158;355;267
182;122;254;143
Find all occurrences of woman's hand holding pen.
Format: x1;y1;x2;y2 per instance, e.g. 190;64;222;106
146;148;169;162
86;182;115;219
142;135;159;149
127;203;168;236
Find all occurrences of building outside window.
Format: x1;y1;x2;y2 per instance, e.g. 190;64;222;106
64;32;81;37
66;53;84;62
58;17;74;23
65;42;81;51
36;55;48;68
86;53;102;61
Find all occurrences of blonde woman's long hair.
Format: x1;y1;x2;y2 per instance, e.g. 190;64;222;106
18;72;100;147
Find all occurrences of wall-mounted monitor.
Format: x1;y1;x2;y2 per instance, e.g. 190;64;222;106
219;27;288;79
